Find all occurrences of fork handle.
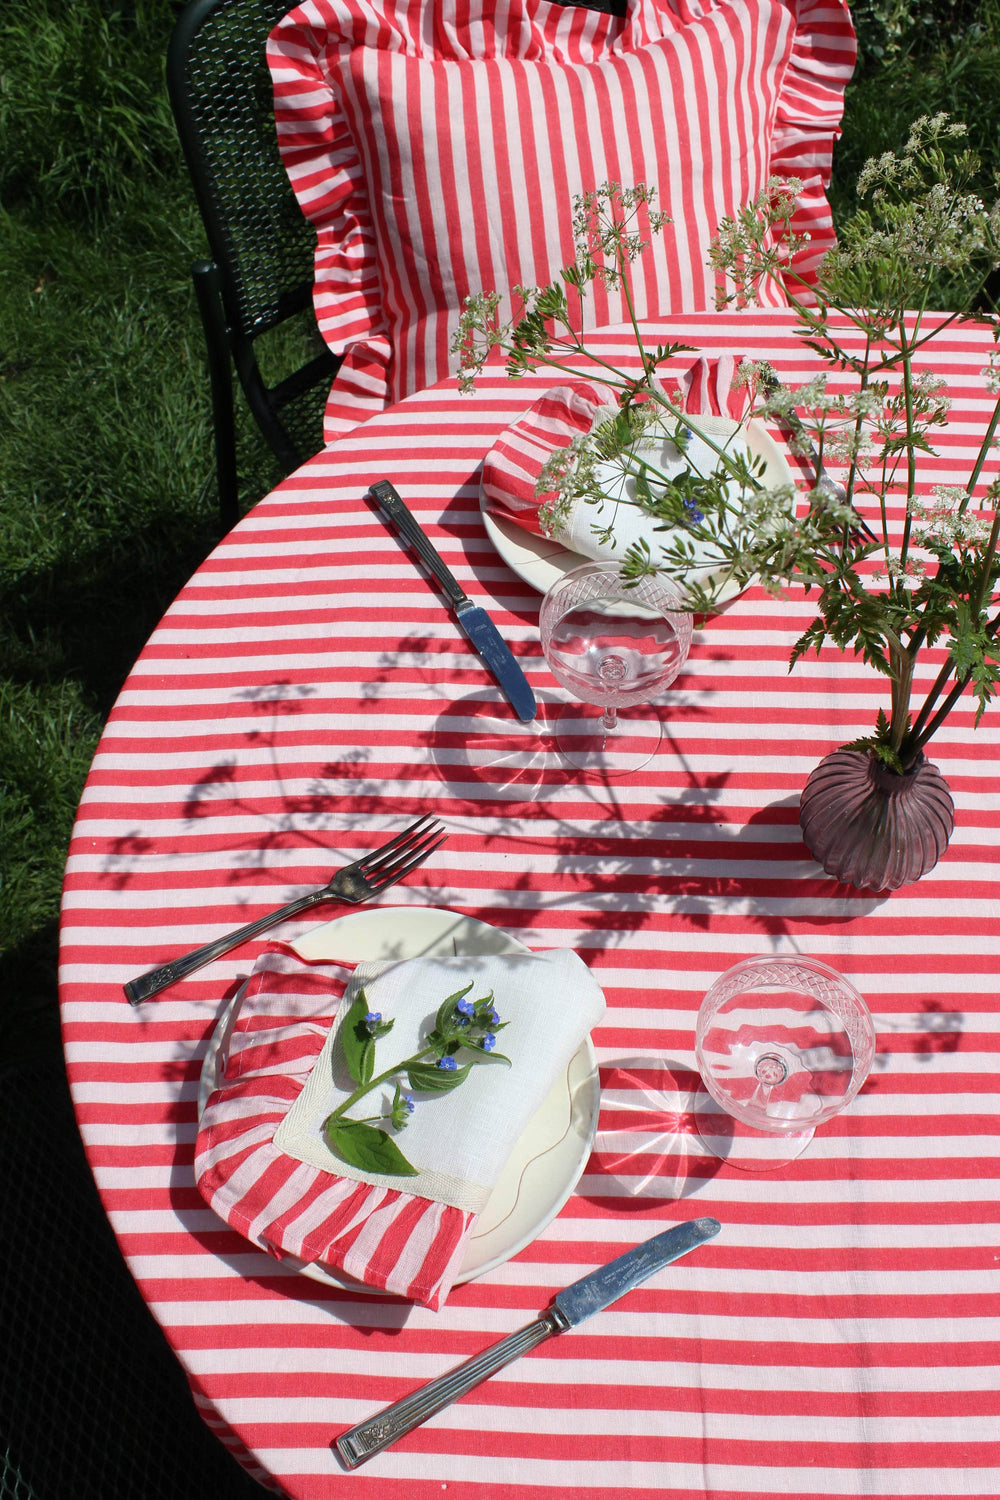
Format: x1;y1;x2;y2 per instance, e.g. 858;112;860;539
123;888;335;1005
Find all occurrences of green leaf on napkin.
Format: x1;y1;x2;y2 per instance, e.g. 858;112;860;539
324;1117;419;1176
406;1058;472;1093
462;1040;512;1065
340;988;377;1085
433;982;475;1037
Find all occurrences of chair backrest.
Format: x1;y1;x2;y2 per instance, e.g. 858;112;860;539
167;0;340;482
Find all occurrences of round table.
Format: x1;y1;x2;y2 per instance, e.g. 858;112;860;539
60;309;1000;1498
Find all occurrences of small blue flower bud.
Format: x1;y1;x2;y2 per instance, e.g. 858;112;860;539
482;1033;496;1051
403;1093;415;1113
437;1055;458;1071
456;997;475;1017
487;1007;500;1026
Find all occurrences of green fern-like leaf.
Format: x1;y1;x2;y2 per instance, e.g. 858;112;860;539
789;618;828;668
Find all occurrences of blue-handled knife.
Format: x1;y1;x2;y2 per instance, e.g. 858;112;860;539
368;480;536;722
335;1215;721;1468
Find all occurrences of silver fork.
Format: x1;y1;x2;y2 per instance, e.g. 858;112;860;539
123;815;448;1005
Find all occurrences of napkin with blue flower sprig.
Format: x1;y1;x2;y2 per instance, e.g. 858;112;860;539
480;353;747;561
195;946;604;1308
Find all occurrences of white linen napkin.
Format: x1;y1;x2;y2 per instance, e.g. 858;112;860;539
274;947;605;1213
558;411;754;571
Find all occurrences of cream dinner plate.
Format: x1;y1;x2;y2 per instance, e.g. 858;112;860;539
199;907;601;1291
480;415;793;601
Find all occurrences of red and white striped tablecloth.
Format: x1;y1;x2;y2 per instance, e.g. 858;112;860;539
60;310;1000;1498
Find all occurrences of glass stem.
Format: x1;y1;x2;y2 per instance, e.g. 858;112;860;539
601;706;618;733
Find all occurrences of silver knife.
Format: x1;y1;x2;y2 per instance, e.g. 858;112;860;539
334;1215;721;1468
369;480;537;722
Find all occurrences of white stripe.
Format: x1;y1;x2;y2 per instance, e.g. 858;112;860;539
127;1252;999;1298
96;1162;1000;1204
249;1450;1000;1493
180;1395;1000;1446
178;1344;1000;1393
148;1299;1000;1344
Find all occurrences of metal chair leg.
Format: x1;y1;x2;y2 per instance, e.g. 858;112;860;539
192;260;240;531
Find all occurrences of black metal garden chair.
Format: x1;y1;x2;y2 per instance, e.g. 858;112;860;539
167;0;342;529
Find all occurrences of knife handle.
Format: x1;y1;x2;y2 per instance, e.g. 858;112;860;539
369;480;467;607
335;1309;566;1469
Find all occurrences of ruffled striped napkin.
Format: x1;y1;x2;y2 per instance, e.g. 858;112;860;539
195;944;605;1308
481;354;747;562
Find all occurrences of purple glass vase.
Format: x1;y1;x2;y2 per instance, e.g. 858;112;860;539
799;748;954;892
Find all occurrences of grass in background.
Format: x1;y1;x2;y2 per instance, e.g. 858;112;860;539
832;0;1000;233
2;0;999;1060
0;0;289;1056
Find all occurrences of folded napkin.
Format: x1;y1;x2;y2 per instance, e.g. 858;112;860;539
481;354;748;568
195;944;605;1308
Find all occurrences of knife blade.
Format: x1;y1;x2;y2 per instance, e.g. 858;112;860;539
369;480;537;722
334;1215;721;1468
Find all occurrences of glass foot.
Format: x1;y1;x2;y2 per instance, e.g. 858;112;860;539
694;1098;814;1172
554;701;663;776
453;689;562;790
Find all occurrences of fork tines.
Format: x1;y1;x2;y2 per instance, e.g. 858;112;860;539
364;814;448;889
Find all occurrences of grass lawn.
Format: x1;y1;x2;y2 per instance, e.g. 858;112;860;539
2;0;998;1061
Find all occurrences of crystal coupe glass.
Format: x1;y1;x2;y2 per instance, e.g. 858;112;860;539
694;955;876;1171
539;561;693;774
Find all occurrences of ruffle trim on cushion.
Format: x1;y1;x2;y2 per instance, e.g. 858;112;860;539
194;947;472;1309
276;0;628;64
268;8;392;439
771;0;857;294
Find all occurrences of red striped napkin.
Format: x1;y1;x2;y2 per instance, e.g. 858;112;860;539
195;944;604;1308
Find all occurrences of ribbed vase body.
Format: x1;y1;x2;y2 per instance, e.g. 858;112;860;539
799;749;954;892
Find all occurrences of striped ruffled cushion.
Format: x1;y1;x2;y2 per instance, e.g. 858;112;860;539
268;0;855;439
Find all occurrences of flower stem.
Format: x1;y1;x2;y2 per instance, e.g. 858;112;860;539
968;503;1000;623
897;336;919;569
960;394;1000;510
911;669;972;753
909;655;958;739
888;633;916;754
330;1047;437;1123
